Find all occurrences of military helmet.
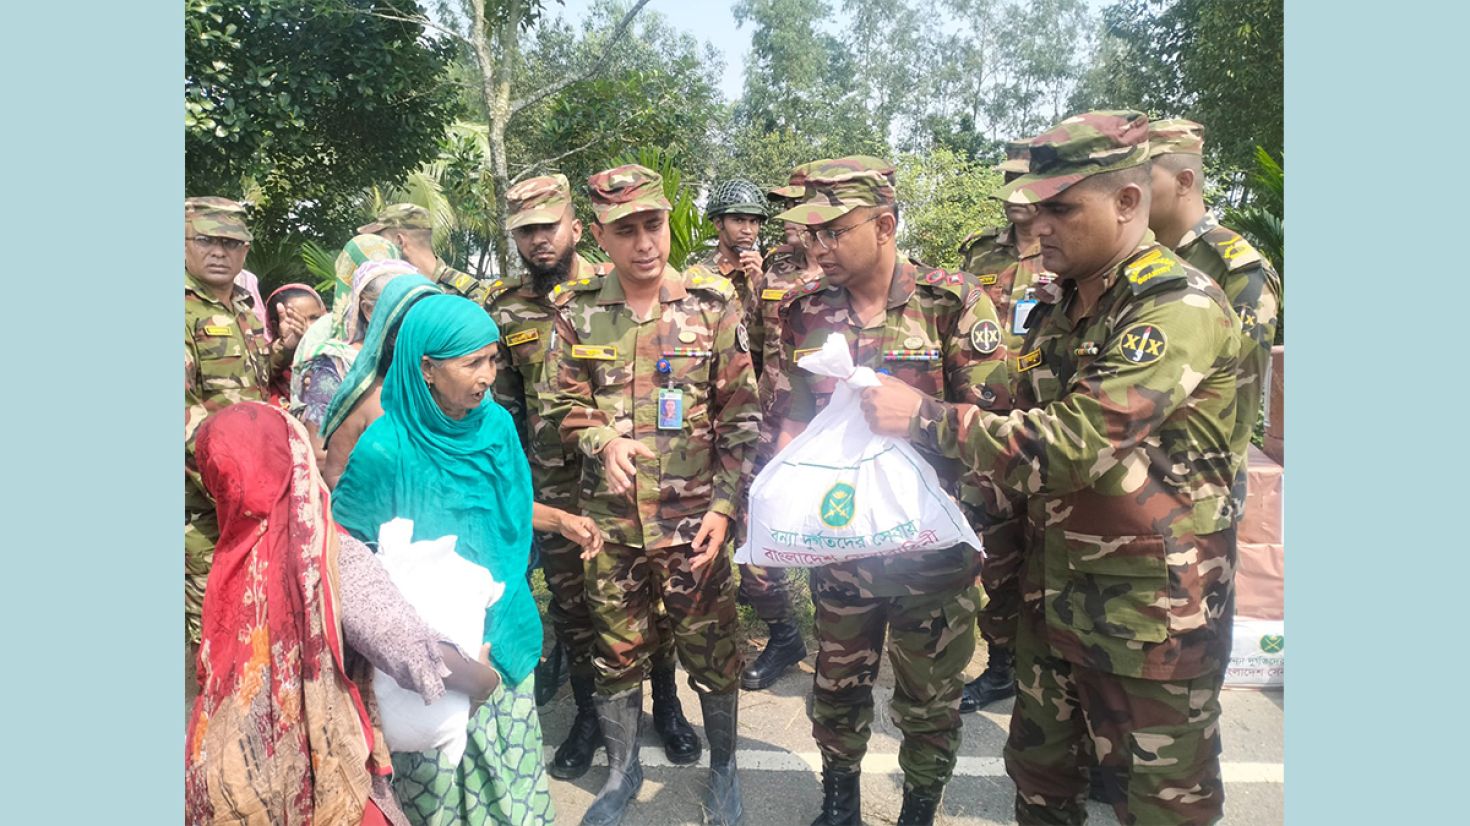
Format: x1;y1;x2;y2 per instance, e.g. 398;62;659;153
704;179;768;220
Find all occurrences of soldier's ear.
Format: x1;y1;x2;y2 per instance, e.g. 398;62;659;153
875;208;898;243
570;218;583;245
588;220;606;251
1176;167;1196;195
1115;183;1144;223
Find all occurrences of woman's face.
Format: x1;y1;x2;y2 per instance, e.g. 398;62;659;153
422;343;498;420
283;294;325;326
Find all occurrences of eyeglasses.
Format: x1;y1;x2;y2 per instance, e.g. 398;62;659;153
188;235;246;252
803;214;880;250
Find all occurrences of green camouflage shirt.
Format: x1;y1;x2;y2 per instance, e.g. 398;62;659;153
774;257;1012;597
1175;212;1282;508
550;265;761;548
911;239;1241;680
687;248;762;372
963;224;1056;356
485;255;605;508
752;243;821;469
183;269;278;642
434;260;494;305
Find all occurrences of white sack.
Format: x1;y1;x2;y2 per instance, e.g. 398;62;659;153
371;517;503;762
736;333;982;568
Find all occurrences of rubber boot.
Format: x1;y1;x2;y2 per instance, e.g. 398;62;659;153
549;674;602;780
581;688;644;826
810;764;861;826
698;691;743;825
958;644;1015;713
741;620;808;691
535;640;569;706
651;663;701;765
896;787;940;825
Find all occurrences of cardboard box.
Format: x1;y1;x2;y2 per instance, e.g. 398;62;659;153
1225;618;1284;689
1240;446;1283;545
1236;542;1284;621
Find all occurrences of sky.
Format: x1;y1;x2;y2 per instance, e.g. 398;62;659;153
551;0;1115;103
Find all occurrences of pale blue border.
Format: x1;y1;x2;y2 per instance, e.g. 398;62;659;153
1288;1;1470;823
4;1;182;818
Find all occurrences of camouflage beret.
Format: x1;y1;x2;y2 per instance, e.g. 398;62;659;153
506;174;572;230
994;140;1031;174
586;164;672;224
773;156;898;226
1148;118;1205;158
358;202;432;235
184;196;253;242
996;110;1150;205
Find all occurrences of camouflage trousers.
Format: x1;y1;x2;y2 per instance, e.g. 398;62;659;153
585;541;742;697
810;579;980;794
540;529;675;680
978;514;1026;652
737;563;795;623
1007;614;1226;825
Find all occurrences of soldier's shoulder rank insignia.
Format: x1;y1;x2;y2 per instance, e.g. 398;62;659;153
1118;323;1167;364
1123;247;1187;295
1211;229;1262;271
485;276;519;305
970;319;1002;354
689;270;737;301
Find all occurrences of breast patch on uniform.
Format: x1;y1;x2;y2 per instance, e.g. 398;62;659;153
202;325;234;337
505;328;540;347
1017;348;1043;372
978;273;999;286
761;288;787;301
571;344;618;360
1118;323;1167;364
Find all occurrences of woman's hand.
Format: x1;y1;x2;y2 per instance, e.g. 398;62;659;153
437;642;501;709
558;511;605;561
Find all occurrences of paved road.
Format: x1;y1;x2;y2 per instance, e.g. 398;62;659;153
537;645;1283;825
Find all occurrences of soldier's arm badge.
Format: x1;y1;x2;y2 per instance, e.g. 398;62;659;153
1117;323;1167;364
969;319;1002;354
736;323;751;353
1234;304;1258;333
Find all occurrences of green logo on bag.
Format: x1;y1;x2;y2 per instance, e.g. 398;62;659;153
1259;635;1284;654
820;483;856;528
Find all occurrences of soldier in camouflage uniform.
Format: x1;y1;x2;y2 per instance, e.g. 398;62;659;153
184;198;299;655
1147;118;1283;511
487;174;699;779
770;158;1012;826
361;202;490;302
861;111;1242;826
551;164;759;826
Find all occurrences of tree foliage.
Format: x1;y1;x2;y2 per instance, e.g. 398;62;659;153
185;0;456;242
894;148;1005;270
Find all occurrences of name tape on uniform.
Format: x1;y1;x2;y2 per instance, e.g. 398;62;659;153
571;344;618;361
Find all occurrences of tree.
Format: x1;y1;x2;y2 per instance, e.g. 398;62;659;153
894;147;1005;270
185;0;456;243
1070;0;1283;176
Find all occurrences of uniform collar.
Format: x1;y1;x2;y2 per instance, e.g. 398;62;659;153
1066;232;1156;323
184;268;252;310
599;263;686;305
1175;211;1219;249
886;257;916;310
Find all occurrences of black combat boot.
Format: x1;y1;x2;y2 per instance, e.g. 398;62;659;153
549;674;602;780
534;640;569;706
958;644;1015;713
810;764;861;825
1088;764;1110;803
896;787;940;825
651;663;701;764
581;688;643;826
698;691;743;825
741;620;808;691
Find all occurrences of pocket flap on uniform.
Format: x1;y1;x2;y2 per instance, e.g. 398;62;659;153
1064;532;1167;579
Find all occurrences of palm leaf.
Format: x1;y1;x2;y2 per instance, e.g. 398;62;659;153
300;240;339;296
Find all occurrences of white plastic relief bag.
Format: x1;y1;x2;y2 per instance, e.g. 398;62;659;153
371;517;503;762
736;333;982;568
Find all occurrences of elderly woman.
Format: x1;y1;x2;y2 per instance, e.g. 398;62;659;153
333;294;599;825
318;274;441;488
185;402;501;826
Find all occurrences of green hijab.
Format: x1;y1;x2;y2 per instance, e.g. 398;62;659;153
330;294;540;683
319;274;440;443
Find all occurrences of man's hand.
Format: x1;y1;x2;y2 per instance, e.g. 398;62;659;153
861;374;925;437
690;511;731;569
601;437;655;496
557;511;606;561
737;248;764;281
275;304;309;350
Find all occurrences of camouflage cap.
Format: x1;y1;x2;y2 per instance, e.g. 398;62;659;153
506;174;572;230
995;110;1150;205
586;164;672;224
1147;118;1205;158
772;156;898;226
994;140;1031;174
768;164;813;201
357;202;432;235
184;196;253;242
